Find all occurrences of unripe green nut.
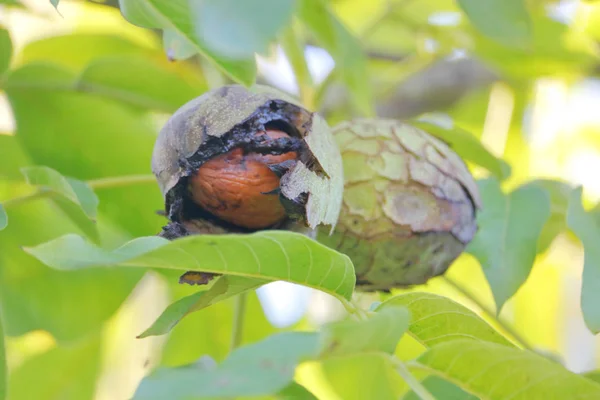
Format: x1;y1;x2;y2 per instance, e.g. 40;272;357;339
318;119;482;291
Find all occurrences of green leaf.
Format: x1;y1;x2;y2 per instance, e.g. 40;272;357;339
320;306;410;357
6;81;164;237
77;55;206;112
24;230;356;298
404;376;477;400
118;0;256;85
0;313;6;400
413;120;511;180
133;332;320;399
277;382;317;399
0;27;11;77
8;336;101;400
583;370;600;385
191;0;295;59
5;63;75;90
139;276;264;337
162;29;197;60
297;0;373;116
19;166;100;240
0;205;6;231
50;0;60;12
19;34;153;70
467;178;551;311
21;166;98;219
414;340;600;399
567;187;600;334
0;188;143;343
523;179;573;253
472;16;593;79
320;353;405;400
458;0;532;48
377;292;514;347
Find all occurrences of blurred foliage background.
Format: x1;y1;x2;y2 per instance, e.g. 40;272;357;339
1;0;600;399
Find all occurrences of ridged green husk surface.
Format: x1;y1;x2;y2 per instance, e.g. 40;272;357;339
318;119;481;290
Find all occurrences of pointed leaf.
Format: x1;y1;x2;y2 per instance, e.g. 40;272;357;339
467;178;551;311
133;332;320;399
414;340;600;399
24;231;356;299
458;0;532;48
377;292;513;347
297;0;373;115
319;306;410;357
0;27;11;77
567;187;600;333
20;166;100;240
138;276;264;337
0;205;6;231
21;166;98;219
191;0;295;59
118;0;256;85
49;0;60;12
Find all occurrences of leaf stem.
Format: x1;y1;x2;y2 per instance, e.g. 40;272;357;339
86;174;155;190
1;189;52;208
391;357;436;400
442;276;534;351
230;292;248;351
1;174;156;210
280;24;315;110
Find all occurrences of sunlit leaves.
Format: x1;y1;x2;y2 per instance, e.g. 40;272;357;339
0;27;11;77
467;178;551;311
414;340;600;399
458;0;532;48
567;187;600;334
191;0;295;59
472;17;595;79
297;0;373;116
319;307;410;357
378;292;514;347
24;230;356;299
118;0;256;85
134;332;320;399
